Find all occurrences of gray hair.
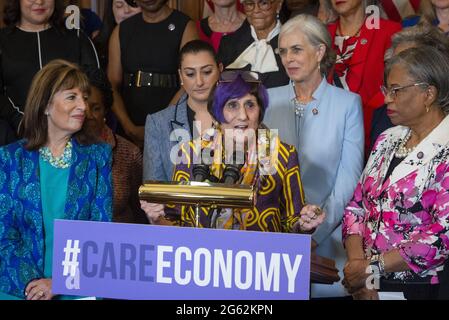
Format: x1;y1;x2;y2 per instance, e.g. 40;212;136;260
385;23;449;60
279;14;336;75
385;46;449;113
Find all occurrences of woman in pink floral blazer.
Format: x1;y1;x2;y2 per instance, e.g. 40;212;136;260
342;46;449;300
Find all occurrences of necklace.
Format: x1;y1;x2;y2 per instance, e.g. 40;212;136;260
291;82;317;117
17;24;51;32
395;129;415;158
336;17;365;37
39;140;73;169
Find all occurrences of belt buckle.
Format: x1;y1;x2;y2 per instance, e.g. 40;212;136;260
136;70;142;87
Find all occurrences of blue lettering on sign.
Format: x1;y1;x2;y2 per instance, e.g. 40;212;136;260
81;242;155;282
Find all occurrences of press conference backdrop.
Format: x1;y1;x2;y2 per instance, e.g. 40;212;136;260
52;220;312;300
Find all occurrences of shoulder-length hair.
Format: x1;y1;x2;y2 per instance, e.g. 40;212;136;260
419;0;437;25
21;59;96;150
3;0;65;29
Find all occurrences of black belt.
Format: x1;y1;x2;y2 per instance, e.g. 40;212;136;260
124;71;179;88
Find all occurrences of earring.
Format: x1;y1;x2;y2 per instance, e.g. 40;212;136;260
180;80;184;86
277;12;280;21
426;105;430;113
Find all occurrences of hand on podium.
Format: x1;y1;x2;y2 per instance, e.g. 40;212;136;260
140;201;165;224
292;204;326;233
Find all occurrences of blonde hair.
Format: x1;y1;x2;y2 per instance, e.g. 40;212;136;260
419;0;437;24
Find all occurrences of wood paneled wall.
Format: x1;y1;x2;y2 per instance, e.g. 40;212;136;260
0;0;5;28
0;0;206;27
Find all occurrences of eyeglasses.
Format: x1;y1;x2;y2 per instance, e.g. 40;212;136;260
380;82;429;100
241;0;276;12
219;70;261;84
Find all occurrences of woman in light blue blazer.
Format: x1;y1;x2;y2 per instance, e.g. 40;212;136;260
143;40;222;182
264;14;364;298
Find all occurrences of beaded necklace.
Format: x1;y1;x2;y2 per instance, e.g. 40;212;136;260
395;129;415;158
39;140;73;169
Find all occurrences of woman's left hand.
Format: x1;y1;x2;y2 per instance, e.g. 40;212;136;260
25;278;54;300
293;204;326;233
342;259;371;294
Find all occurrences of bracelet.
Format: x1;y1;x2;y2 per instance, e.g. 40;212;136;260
379;253;386;275
370;254;386;276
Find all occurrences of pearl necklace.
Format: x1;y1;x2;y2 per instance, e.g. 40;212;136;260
395;129;415;158
39;141;73;169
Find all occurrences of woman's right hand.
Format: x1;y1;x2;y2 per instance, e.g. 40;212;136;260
140;201;165;224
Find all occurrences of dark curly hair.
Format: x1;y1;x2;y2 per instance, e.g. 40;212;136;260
87;68;114;112
3;0;65;29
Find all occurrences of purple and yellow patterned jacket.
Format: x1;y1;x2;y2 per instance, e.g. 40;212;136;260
165;139;306;233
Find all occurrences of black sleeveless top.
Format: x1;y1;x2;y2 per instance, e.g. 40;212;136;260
119;11;190;125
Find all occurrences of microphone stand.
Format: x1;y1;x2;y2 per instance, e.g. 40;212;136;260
195;203;201;228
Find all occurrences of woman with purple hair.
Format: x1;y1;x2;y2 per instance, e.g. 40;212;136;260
141;71;325;234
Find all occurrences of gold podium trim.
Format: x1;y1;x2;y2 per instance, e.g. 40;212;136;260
139;181;255;208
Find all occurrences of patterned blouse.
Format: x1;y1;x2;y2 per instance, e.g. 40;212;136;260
343;118;449;284
333;34;359;90
165;137;306;233
102;127;147;224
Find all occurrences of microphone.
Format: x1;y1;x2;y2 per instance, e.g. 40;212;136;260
222;152;244;185
192;164;210;182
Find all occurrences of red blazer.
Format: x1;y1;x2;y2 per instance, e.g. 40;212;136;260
327;19;401;152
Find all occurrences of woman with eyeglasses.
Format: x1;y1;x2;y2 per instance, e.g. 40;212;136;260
264;14;364;299
370;23;449;151
0;0;100;137
217;0;290;89
342;46;449;300
143;40;221;182
327;0;401;155
141;69;325;234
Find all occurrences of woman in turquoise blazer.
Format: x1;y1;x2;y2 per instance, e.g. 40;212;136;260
0;60;112;300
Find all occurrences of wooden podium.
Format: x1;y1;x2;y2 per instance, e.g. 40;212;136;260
311;253;340;284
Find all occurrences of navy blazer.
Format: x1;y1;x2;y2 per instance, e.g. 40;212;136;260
0;139;112;298
143;95;190;181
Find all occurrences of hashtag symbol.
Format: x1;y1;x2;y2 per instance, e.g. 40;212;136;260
62;240;80;277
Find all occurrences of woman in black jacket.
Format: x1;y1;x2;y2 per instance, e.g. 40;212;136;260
0;0;100;135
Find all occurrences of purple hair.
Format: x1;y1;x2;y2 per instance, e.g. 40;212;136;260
207;75;269;124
